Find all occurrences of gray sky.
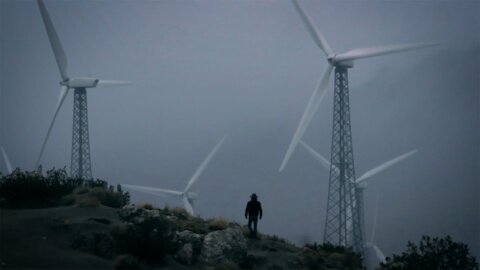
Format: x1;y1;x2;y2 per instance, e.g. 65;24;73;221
1;0;479;262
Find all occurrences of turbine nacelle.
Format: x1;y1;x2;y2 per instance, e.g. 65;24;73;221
327;54;354;68
60;77;99;88
356;182;368;190
185;191;198;200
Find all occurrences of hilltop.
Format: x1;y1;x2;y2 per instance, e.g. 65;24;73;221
0;203;363;270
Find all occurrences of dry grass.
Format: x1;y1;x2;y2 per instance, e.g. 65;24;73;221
171;207;190;219
72;186;90;195
139;203;154;210
208;218;230;231
77;196;100;207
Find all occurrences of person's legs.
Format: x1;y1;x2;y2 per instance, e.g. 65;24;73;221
248;217;254;235
252;217;258;237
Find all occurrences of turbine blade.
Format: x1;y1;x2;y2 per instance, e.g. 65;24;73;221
184;135;226;193
370;192;380;243
291;0;333;56
183;196;195;216
356;149;418;184
96;80;131;87
299;140;331;172
36;86;69;167
335;43;438;63
1;146;13;174
372;244;386;263
37;0;68;81
279;64;333;172
121;184;183;197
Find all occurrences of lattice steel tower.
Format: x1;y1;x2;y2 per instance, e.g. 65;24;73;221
323;66;363;253
70;88;92;179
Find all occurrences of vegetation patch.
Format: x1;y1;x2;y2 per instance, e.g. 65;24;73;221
208;217;230;231
380;235;479;270
0;168;129;209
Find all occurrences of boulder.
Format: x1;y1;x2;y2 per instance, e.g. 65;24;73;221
175;230;203;250
200;227;247;266
172;230;203;265
118;205;160;223
174;243;194;265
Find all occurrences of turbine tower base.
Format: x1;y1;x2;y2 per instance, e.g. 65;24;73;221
323;66;364;255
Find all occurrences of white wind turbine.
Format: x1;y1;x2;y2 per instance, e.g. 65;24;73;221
299;140;414;264
366;193;386;266
122;136;226;216
1;146;13;174
279;0;436;172
36;0;129;177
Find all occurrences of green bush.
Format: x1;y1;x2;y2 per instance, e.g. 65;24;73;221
380;235;479;270
112;215;175;263
0;168;130;209
302;242;362;270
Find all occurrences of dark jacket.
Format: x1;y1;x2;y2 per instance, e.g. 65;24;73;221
245;199;262;218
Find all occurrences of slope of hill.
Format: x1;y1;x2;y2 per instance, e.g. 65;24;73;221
0;204;363;269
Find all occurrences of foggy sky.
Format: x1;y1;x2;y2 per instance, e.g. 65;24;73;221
1;0;479;262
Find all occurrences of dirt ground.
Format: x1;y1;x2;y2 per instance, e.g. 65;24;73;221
0;206;119;269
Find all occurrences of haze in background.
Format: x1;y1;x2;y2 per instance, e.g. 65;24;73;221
1;0;479;260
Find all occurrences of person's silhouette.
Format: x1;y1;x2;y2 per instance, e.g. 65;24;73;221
245;193;262;238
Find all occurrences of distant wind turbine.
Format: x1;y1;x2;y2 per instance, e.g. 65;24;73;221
300;140;417;257
1;146;13;174
280;0;436;253
36;0;130;178
365;193;386;265
122;136;227;216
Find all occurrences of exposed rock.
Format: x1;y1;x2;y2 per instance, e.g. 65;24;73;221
175;230;203;250
173;230;204;265
118;205;161;223
200;227;247;266
174;243;194;265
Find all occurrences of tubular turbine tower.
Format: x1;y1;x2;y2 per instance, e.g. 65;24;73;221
279;0;436;254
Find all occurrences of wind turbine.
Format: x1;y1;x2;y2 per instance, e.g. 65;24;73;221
122;136;226;216
365;193;386;267
1;146;13;174
300;140;415;261
280;0;436;253
35;0;129;179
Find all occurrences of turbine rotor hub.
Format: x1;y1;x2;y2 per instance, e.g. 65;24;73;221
327;54;336;64
59;79;69;86
327;54;354;68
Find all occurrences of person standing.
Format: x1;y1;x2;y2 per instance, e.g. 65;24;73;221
245;193;262;238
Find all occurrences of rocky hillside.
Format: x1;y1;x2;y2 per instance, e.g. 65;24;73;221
0;204;363;269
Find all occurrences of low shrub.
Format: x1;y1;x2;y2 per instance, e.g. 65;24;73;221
208;218;229;231
302;242;362;270
70;232;114;259
380;235;479;270
59;193;76;206
139;203;154;210
0;168;130;209
112;215;175;263
213;260;241;270
113;254;144;270
170;207;190;220
182;217;209;234
77;195;100;207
